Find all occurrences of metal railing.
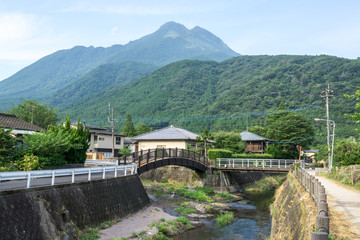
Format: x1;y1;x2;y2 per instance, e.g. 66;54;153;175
0;164;137;189
85;159;118;166
294;167;329;239
217;158;300;168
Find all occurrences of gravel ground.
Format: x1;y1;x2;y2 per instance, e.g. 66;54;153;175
99;203;177;240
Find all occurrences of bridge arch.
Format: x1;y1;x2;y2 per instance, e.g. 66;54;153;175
121;148;208;174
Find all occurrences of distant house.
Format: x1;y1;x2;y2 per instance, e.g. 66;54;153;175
123;137;136;153
240;131;271;154
0;113;44;142
131;125;200;152
86;125;124;158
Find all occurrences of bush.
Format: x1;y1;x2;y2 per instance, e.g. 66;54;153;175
208;149;232;160
232;153;274;159
14;154;43;171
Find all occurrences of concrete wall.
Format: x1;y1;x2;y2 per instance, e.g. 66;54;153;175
0;175;150;240
138;140;187;151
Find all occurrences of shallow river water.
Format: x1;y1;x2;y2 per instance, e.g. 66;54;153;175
173;192;274;240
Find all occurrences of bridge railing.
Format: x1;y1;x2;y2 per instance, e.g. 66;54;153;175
0;164;137;189
120;148;207;167
216;158;300;168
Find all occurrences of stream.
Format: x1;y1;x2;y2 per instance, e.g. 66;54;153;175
151;191;274;240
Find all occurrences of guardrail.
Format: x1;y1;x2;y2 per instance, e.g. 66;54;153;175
85;159;118;166
294;167;329;239
217;158;300;168
0;164;137;189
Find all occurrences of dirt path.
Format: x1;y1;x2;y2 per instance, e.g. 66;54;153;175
309;170;360;237
99;203;177;240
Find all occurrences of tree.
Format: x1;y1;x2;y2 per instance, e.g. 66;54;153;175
213;131;246;154
22;116;90;167
135;123;149;135
265;103;315;159
123;114;136;137
23;129;71;167
345;86;360;132
248;125;266;137
8;99;58;129
58;116;90;164
0;127;17;165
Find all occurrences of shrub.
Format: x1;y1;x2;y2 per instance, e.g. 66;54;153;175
232;153;274;159
14;154;43;171
208;149;232;160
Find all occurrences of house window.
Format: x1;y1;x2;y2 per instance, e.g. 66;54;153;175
99;137;105;141
116;137;121;145
94;135;98;144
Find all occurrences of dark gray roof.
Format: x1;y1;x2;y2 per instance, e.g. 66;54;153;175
240;131;270;141
0;113;44;132
124;137;134;144
132;125;199;141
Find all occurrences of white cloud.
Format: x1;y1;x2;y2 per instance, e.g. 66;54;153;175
0;13;36;44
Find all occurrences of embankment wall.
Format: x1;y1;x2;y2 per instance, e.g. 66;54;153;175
270;172;317;240
0;175;150;240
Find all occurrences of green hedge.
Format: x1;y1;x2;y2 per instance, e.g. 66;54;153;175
208;149;232;159
232;153;274;159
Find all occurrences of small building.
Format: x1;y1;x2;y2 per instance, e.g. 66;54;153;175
240;131;271;153
131;125;200;152
0;113;44;142
86;125;124;158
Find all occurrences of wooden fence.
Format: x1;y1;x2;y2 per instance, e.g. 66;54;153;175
294;167;329;240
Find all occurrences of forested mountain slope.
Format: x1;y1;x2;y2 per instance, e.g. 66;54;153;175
0;22;239;110
62;55;360;138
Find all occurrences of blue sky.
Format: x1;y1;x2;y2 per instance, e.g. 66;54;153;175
1;0;360;80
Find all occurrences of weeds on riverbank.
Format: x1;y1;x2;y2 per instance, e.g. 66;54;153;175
77;217;122;240
323;165;360;191
216;212;235;227
244;174;287;194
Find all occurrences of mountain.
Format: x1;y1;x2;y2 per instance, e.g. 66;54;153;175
0;22;239;110
61;55;359;139
49;61;157;107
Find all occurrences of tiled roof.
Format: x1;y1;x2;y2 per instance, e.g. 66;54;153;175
0;113;44;132
240;131;270;141
132;125;199;141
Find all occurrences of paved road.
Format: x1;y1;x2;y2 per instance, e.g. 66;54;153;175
308;170;360;234
0;169;132;191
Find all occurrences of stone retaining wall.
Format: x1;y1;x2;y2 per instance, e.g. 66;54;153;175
0;175;150;240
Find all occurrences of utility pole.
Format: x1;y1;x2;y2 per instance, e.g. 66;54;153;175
108;103;115;158
320;84;334;167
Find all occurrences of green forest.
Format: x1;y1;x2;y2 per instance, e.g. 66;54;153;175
59;55;359;143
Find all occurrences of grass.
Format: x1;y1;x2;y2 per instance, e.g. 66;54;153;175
78;226;100;240
175;189;214;202
176;207;197;215
244;174;287;194
146;216;193;239
215;192;234;200
216;212;235;227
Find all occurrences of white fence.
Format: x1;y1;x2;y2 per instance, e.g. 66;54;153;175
217;158;301;168
0;164;137;189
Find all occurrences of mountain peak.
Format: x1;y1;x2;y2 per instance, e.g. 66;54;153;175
158;21;188;31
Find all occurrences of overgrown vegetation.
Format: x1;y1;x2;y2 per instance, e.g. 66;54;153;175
325;165;360;190
0;116;89;171
245;174;287;194
216;212;235;227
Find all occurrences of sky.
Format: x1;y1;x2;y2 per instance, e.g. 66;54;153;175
1;0;360;81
